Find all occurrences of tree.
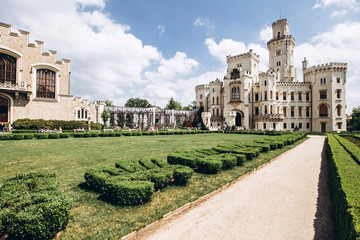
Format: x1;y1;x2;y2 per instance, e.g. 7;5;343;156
165;97;183;110
101;109;110;127
183;100;197;110
125;98;153;108
105;100;114;106
116;113;125;128
347;106;360;131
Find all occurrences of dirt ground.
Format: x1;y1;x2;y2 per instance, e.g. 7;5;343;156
143;136;335;240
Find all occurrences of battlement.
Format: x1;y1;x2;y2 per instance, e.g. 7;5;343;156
0;22;71;65
195;84;210;91
272;18;289;26
226;49;259;63
276;81;311;86
303;62;347;75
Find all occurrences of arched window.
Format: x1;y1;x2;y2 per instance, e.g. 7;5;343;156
0;53;16;84
319;104;328;117
36;69;56;98
216;96;219;105
270;91;273;99
264;91;267;100
212;97;215;104
277;32;281;39
264;105;268;114
264;80;267;86
336;105;341;117
216;108;219;116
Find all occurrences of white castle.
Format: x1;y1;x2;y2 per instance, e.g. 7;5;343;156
195;19;347;132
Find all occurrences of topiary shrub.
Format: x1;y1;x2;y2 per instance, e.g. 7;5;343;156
102;179;154;206
48;133;60;139
0;173;72;240
60;133;69;138
148;169;173;190
36;134;48;139
0;134;11;140
11;134;24;140
73;133;84;138
23;134;34;140
196;158;222;174
172;167;193;185
139;157;158;170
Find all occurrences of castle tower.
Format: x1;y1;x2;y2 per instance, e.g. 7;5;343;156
267;19;297;82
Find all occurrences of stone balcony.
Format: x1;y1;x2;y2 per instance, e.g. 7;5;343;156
253;114;284;122
0;81;32;99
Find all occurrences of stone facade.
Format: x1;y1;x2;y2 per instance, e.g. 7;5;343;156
0;22;104;128
196;19;347;132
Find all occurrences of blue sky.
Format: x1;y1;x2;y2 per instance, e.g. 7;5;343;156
1;0;360;113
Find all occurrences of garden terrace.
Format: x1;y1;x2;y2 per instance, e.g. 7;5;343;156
0;133;306;239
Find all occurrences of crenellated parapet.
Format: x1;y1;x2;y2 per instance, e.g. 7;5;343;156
195;84;210;91
226;49;259;63
303;62;347;76
0;22;71;67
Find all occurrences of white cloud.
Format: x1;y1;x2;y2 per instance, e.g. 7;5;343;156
204;38;268;72
312;0;360;17
294;21;360;113
157;25;165;37
260;25;272;42
194;17;215;33
75;0;106;9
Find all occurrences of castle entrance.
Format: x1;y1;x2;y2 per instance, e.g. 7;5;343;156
0;96;9;123
235;112;242;126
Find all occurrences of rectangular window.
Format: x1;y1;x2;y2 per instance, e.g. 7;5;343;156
337;122;342;129
255;94;259;102
298;92;302;101
306;123;310;129
81;109;84;119
299;123;302;129
283;92;287;100
283;123;287;129
276;92;279;100
320;90;327;100
306;92;310;101
298;107;302;117
77;110;80;119
306;107;310;117
291;123;295;129
200;94;203;99
291;107;294;117
336;89;341;99
291;92;294;101
263;123;266;129
283;107;287;117
85;110;88;119
255;107;259;115
337;77;340;83
273;123;276;129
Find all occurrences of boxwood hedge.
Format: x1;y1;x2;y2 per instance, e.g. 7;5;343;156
0;172;72;240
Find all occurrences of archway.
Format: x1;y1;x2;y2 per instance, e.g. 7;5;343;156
0;96;9;123
235;112;242;126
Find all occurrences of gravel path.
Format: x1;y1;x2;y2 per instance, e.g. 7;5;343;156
144;136;335;240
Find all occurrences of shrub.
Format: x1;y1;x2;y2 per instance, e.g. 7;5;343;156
196;158;222;174
172;167;194;185
102;180;154;205
148;169;173;190
23;134;34;140
167;153;197;168
36;134;48;139
11;134;24;140
0;173;72;240
73;133;84;138
91;132;99;137
115;160;145;173
48;133;60;139
0;134;11;140
60;133;69;138
327;134;360;240
139;157;157;170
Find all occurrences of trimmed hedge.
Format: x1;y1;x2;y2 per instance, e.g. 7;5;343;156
334;135;360;165
167;132;307;174
327;134;360;240
0;173;72;240
85;158;194;205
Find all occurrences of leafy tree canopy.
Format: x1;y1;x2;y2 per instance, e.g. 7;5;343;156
165;97;183;110
347;106;360;131
105;100;114;106
101;109;110;127
125;98;153;108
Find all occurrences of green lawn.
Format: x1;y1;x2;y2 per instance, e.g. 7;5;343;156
0;134;305;239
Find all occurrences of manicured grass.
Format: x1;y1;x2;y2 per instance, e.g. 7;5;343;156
0;134;305;239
